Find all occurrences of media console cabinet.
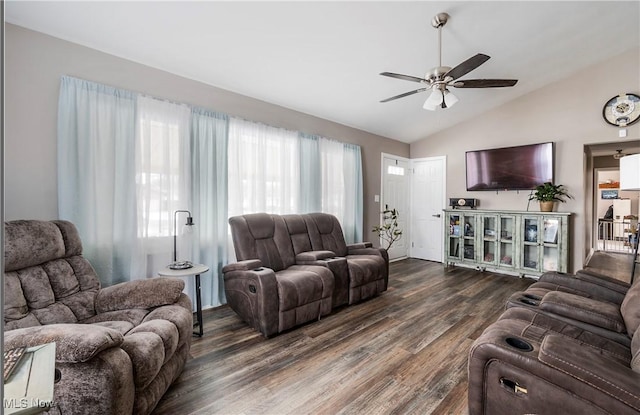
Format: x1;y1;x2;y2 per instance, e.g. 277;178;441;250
444;209;570;277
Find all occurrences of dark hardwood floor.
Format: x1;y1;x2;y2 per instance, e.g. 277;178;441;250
153;259;533;415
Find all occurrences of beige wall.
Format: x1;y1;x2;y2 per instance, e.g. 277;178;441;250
410;48;640;272
4;24;409;242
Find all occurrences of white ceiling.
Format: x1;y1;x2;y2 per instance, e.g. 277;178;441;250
5;1;640;143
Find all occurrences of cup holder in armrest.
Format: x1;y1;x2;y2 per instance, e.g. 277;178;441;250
505;337;533;352
518;297;539;306
253;267;264;271
523;293;543;301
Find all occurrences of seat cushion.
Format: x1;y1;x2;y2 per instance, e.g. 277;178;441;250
276;266;333;311
345;255;386;287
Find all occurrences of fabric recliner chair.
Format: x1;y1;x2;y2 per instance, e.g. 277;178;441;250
223;213;335;337
3;220;193;415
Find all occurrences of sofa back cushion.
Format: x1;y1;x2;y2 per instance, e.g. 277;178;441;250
229;213;296;271
4;220;101;330
282;214;314;255
304;213;348;257
631;327;640;373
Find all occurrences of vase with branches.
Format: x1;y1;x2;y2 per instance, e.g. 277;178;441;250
372;208;403;251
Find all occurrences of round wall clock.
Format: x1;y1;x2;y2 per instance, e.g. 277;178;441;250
602;93;640;127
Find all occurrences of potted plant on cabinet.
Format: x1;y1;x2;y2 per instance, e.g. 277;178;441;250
528;182;572;212
372;208;403;250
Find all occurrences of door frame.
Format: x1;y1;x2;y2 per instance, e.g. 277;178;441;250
380;152;411;260
409;156;447;262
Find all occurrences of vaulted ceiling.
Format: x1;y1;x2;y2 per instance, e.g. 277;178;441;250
5;1;640;143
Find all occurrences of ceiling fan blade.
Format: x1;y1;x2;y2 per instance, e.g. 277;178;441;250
444;54;490;80
452;79;518;88
380;72;428;83
380;88;428;103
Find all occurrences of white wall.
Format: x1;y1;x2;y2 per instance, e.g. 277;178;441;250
4;24;409;242
410;48;640;272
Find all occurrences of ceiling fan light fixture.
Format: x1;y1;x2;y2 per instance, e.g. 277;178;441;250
423;89;443;110
443;89;458;108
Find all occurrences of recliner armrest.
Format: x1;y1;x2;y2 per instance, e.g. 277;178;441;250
222;259;263;273
347;246;386;257
95;277;185;314
539;291;626;333
539;334;640;411
4;323;124;363
347;242;373;249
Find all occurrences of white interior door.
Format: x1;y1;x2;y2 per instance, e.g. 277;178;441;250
410;157;446;262
382;155;410;260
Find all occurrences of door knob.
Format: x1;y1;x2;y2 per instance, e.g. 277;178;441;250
432;214;441;218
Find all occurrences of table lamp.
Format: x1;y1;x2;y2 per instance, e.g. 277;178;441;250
169;210;195;270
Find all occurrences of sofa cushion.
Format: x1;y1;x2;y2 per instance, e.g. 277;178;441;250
304;213;348;257
4;220;66;272
94;278;185;313
93;320;135;336
4;272;29;321
4;323;124;363
16;266;56;309
84;308;150;327
345;255;386;286
276;266;333;311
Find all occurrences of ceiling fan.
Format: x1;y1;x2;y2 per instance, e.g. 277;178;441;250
380;12;518;110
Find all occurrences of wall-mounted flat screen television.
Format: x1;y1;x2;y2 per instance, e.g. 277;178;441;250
466;142;554;191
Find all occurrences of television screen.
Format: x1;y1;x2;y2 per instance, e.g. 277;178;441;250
466;142;554;191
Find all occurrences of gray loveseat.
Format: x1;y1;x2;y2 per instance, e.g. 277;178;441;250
222;213;388;337
3;220;193;415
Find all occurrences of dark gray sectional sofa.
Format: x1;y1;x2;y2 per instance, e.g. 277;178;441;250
222;212;389;337
468;269;640;414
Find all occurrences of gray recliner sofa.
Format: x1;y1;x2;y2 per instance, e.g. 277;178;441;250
3;220;193;415
468;269;640;414
223;212;388;337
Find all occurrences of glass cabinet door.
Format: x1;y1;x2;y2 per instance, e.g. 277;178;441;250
542;217;560;271
463;215;476;260
447;213;462;260
499;215;515;267
481;215;498;264
522;217;540;270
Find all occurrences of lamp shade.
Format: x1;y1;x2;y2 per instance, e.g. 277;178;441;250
443;90;459;108
423;89;443;111
620;154;640;190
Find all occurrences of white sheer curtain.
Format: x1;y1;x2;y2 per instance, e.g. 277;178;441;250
342;143;364;243
320;137;346;220
228;117;300;217
135;96;192;277
191;108;229;307
58;76;138;285
318;138;363;243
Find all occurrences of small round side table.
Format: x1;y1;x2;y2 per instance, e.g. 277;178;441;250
158;264;209;336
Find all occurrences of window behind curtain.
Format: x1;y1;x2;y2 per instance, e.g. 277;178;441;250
135;96;191;253
228;118;300;216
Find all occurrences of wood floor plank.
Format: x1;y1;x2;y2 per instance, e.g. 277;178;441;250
152;259;534;415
